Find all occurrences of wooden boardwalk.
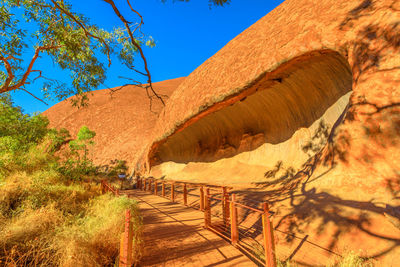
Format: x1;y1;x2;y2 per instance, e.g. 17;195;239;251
127;190;256;267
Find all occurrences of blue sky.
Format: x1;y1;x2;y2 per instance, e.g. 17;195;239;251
10;0;285;114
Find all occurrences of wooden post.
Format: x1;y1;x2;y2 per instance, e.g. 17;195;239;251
222;187;230;229
183;184;188;206
162;182;165;197
101;181;105;194
171;183;175;202
230;194;238;245
143;179;146;191
119;209;133;267
204;187;211;228
154;180;158;195
263;202;277;267
200;186;205;211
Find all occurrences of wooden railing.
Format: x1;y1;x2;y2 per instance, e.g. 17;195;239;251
135;176;277;267
119;209;134;267
100;180;133;266
101;179;119;195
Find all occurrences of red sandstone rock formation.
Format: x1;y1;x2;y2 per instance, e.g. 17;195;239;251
133;0;400;264
44;0;400;264
43;77;185;169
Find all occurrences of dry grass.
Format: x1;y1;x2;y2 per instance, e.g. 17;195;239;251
55;194;142;267
329;251;375;267
0;205;63;266
277;250;376;267
0;149;142;266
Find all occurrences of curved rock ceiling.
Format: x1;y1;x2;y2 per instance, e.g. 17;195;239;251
150;51;352;182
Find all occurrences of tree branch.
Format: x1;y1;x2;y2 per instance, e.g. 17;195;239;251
126;0;144;35
0;45;61;96
0;56;15;93
102;0;166;107
19;87;48;105
10;45;61;91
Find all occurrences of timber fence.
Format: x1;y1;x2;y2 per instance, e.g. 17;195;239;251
135;176;277;267
100;180;134;266
101;179;120;195
102;177;343;266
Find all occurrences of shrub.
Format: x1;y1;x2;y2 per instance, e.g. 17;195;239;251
58;126;97;180
0;94;49;154
0;96;142;266
44;128;71;153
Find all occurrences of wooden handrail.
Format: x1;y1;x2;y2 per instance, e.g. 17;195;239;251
101;180;119;195
133;176;277;267
138;176;232;190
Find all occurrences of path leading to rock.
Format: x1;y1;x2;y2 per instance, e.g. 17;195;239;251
127;190;256;267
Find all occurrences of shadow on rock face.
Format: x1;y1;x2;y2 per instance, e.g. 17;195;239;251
152;50;352;166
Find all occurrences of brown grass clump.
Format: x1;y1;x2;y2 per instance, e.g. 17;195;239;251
55;194;143;267
0;205;63;266
0;168;142;266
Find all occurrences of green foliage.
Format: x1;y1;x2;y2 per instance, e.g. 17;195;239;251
163;0;231;7
77;125;96;143
69;126;96;157
106;159;129;177
57;125;97;180
0;93;49;154
45;127;70;153
0;0;153;106
0;90;142;266
57;158;96;181
0;96;96;182
0;95;69;179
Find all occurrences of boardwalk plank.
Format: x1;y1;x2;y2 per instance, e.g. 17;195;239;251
128;190;256;267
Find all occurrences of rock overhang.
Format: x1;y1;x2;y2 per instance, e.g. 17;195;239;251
134;0;400;182
149;50;352;168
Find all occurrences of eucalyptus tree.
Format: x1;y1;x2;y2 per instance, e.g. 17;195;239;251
0;0;229;108
0;0;158;107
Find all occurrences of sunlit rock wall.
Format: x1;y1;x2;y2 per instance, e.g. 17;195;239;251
135;0;400;264
149;52;352;183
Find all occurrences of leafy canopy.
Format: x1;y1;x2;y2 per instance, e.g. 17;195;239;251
69;125;96;153
0;0;229;107
0;0;152;107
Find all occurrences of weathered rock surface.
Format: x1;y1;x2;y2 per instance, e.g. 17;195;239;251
43;77;184;169
135;0;400;265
